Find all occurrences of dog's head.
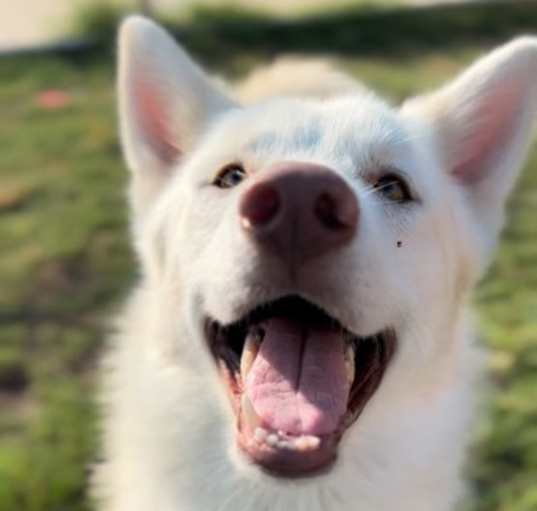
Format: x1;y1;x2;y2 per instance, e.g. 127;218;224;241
117;17;537;479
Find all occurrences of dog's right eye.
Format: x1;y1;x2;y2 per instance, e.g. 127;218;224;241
214;164;247;189
373;173;413;203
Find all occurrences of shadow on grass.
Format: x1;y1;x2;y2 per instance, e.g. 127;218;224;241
6;1;537;82
184;1;537;62
55;0;537;67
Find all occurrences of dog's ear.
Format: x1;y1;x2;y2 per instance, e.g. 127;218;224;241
118;16;235;216
402;37;537;246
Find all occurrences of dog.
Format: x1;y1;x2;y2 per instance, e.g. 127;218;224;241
94;16;537;511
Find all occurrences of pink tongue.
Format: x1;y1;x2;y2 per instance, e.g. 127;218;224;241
245;317;350;436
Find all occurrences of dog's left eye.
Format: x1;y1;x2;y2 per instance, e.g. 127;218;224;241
214;164;247;189
373;174;413;203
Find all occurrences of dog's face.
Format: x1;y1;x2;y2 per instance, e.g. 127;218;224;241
118;17;537;480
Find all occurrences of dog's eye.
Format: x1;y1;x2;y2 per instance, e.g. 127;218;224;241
373;174;413;203
214;164;247;189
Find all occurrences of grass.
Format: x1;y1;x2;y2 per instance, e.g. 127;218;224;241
1;2;537;510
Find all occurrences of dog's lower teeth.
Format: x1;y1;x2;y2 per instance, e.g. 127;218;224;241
266;434;279;447
277;440;292;450
294;435;321;451
254;427;268;443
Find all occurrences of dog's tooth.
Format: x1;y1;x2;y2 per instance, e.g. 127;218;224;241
241;394;261;430
240;338;258;378
240;328;264;378
294;437;308;451
345;343;356;385
293;435;321;452
307;435;321;449
254;427;268;443
266;434;279;447
277;440;292;450
240;344;255;378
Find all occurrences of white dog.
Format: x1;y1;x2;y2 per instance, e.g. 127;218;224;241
94;16;537;511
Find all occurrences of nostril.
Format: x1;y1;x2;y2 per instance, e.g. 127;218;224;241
240;184;280;230
314;192;357;231
315;194;341;230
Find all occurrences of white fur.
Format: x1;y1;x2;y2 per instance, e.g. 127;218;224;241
94;16;537;511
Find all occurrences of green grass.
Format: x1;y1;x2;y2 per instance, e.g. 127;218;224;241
1;3;537;510
0;51;131;511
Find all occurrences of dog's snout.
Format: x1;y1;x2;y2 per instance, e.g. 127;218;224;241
239;162;358;263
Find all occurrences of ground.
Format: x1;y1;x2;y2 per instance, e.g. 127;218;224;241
0;2;536;510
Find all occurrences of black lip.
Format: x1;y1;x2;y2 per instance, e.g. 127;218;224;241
208;295;352;337
226;295;345;329
205;295;355;362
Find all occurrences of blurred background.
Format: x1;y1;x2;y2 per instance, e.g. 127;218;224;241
1;1;536;510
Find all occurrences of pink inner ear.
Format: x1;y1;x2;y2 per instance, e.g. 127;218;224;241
452;79;523;184
133;77;181;167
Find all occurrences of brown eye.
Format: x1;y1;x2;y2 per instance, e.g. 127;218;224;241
214;164;247;189
374;173;413;203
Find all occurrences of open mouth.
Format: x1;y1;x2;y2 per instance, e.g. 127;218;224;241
205;295;396;476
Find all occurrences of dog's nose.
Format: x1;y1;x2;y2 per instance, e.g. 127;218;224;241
239;162;358;263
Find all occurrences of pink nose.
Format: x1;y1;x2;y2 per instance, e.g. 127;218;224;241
239;162;358;264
